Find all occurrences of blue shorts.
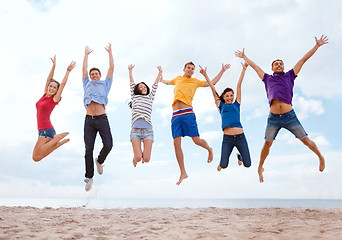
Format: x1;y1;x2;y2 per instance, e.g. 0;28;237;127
38;128;56;139
265;109;308;141
130;128;154;141
171;108;199;139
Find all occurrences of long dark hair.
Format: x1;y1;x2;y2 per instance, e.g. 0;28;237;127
134;82;150;95
128;82;150;108
219;87;234;103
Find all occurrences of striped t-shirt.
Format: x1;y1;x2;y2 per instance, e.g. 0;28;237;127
130;82;158;127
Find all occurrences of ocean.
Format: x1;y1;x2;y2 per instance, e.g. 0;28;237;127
1;198;342;209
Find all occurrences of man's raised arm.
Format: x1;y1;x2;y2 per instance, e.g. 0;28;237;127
83;46;93;79
235;48;265;80
293;35;328;76
105;43;114;79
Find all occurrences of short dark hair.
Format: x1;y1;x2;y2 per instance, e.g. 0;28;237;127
219;87;234;103
89;67;101;76
271;59;283;68
134;82;150;95
184;61;195;69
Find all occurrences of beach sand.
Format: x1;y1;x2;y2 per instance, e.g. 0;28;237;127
1;207;342;239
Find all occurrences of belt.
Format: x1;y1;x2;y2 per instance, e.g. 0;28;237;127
86;114;107;119
223;133;244;138
172;108;194;118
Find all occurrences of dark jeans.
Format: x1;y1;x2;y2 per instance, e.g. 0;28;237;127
84;114;113;178
220;133;251;169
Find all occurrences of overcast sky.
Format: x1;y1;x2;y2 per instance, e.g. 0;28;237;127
0;0;341;201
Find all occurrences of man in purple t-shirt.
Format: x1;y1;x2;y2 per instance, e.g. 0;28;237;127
235;35;328;183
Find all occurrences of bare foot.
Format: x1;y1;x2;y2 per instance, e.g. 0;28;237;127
56;138;70;147
217;165;222;171
176;173;188;185
319;156;325;172
258;167;264;183
133;158;137;167
54;132;69;141
237;153;242;166
207;147;213;163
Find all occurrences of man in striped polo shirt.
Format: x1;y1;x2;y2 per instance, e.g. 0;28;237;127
161;61;230;185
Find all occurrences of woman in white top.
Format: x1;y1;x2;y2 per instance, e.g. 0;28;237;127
128;64;162;167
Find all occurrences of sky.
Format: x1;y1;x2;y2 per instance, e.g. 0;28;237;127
0;0;341;201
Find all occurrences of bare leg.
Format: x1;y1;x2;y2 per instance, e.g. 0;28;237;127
258;141;273;183
191;136;213;163
174;137;188;185
300;136;325;172
32;132;70;162
131;139;142;167
142;139;153;163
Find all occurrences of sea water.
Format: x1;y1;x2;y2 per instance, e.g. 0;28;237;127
1;198;342;209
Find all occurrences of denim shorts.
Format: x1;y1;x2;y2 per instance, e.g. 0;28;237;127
130;128;154;141
171;109;199;139
265;109;308;141
38;128;56;139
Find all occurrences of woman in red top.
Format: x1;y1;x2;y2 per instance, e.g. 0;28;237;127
32;56;76;162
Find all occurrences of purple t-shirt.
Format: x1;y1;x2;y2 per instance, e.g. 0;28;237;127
262;69;297;105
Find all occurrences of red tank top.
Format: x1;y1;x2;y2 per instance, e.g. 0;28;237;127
36;94;58;130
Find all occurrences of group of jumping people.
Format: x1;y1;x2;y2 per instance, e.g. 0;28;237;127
33;35;328;191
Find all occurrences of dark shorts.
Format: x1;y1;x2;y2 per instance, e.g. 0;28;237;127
38;128;56;139
171;108;199;138
265;109;308;141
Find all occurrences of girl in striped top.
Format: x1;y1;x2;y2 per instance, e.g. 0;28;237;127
128;64;162;167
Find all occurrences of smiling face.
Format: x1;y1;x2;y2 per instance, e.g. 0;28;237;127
223;90;234;104
138;83;148;95
89;69;101;81
183;63;195;78
46;81;59;97
134;82;150;96
272;59;284;74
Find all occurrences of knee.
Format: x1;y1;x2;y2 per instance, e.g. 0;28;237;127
173;139;181;148
32;154;42;162
301;137;311;146
103;142;113;152
85;147;94;155
192;137;201;145
220;162;228;169
244;162;251;168
263;141;273;149
143;156;150;163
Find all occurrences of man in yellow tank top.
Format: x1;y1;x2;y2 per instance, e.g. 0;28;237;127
161;61;230;185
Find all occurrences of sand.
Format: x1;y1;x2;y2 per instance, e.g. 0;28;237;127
0;206;342;239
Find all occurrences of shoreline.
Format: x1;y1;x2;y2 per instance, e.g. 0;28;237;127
1;198;342;209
